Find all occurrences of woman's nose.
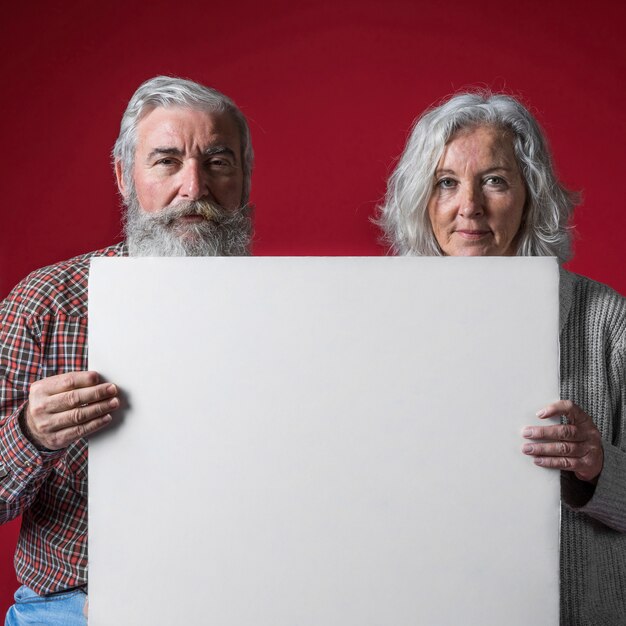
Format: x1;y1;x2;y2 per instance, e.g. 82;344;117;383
458;183;484;218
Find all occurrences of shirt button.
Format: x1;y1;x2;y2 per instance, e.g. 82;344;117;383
0;465;8;478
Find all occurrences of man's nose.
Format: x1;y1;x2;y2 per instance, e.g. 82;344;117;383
458;183;484;218
180;161;209;200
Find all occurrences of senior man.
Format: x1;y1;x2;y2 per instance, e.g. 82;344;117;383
0;76;254;624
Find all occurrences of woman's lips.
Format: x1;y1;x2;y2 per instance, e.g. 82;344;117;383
455;229;491;239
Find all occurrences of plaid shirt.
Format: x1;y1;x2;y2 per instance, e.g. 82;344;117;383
0;242;127;595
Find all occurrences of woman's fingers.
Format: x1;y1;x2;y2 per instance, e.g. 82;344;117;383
522;400;603;483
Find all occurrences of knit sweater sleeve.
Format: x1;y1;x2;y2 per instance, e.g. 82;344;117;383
561;298;626;532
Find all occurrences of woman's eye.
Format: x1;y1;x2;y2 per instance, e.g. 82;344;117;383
485;176;506;186
437;178;456;189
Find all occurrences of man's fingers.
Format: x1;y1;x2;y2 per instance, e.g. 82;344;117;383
24;371;120;450
48;397;119;433
46;414;114;450
45;383;118;414
27;398;118;449
31;371;102;396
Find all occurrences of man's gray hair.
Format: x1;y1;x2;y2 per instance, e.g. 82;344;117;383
377;91;577;263
113;75;254;204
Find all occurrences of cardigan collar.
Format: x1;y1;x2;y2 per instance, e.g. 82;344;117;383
559;267;577;334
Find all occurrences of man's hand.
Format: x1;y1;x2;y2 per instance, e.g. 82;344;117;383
522;400;603;483
22;371;119;450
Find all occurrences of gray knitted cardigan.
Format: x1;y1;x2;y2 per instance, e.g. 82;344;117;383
558;269;626;625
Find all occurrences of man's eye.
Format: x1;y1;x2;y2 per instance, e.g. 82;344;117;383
155;158;176;166
207;158;232;168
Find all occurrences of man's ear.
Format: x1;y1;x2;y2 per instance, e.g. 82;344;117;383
115;160;129;199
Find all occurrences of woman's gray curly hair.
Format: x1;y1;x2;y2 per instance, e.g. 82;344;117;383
112;75;254;205
377;92;577;263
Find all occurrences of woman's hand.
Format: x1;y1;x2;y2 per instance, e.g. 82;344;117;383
522;400;603;483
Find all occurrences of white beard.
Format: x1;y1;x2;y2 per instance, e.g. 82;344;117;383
124;192;252;257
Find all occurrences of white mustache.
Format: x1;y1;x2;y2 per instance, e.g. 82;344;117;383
155;201;225;226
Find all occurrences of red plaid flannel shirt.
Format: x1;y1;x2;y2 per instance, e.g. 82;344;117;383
0;242;126;595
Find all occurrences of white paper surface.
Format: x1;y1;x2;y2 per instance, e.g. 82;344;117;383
88;257;560;626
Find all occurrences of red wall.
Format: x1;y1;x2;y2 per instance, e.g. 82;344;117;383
1;0;624;612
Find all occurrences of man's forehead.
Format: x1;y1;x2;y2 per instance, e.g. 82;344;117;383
136;106;239;149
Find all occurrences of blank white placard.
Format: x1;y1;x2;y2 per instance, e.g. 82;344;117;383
88;257;560;626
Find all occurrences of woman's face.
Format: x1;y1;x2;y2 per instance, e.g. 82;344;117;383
427;125;526;257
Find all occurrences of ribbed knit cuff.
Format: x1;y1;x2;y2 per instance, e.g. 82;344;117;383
563;442;626;532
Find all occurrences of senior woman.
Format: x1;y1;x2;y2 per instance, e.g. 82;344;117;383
377;92;625;626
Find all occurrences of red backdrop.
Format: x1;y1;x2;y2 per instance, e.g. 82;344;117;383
1;0;624;612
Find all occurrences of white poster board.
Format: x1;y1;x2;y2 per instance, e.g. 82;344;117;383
88;257;560;626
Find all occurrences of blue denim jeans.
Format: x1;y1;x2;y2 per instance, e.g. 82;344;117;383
4;585;87;626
